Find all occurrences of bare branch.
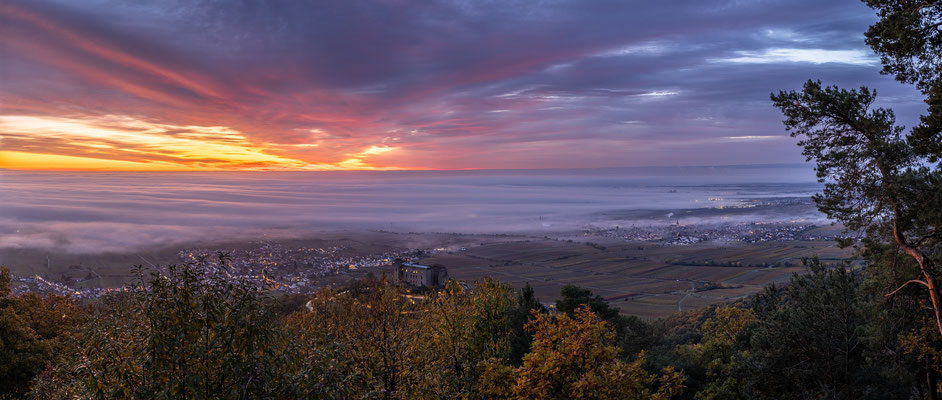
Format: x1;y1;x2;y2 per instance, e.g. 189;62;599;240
886;279;930;297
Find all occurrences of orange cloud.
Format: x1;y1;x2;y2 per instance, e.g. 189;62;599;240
0;115;406;171
0;151;206;171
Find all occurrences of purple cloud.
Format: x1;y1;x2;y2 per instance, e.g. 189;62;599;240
0;0;926;170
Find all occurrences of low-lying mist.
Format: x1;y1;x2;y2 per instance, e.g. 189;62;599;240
0;165;825;253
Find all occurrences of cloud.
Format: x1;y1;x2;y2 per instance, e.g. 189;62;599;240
0;0;925;170
637;91;679;97
0;115;309;170
716;48;877;65
725;135;784;141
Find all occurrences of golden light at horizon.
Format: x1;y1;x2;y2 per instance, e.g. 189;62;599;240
0;151;207;171
0;115;404;171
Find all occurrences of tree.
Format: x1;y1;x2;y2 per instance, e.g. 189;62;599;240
865;0;942;159
0;267;85;398
556;284;655;357
557;285;620;321
298;275;422;399
28;260;289;399
859;240;942;399
774;5;942;396
742;260;877;399
414;278;516;399
772;81;942;336
679;260;907;399
285;286;374;399
0;268;8;298
509;283;546;365
690;306;755;400
480;307;683;400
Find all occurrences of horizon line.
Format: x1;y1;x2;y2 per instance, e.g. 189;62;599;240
0;162;812;173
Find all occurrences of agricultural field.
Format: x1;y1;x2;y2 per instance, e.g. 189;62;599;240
1;229;856;318
410;236;857;319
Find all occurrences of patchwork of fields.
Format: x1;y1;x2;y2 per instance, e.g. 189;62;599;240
0;230;855;318
412;237;855;318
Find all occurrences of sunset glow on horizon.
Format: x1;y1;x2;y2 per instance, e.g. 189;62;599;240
0;114;406;171
0;0;925;171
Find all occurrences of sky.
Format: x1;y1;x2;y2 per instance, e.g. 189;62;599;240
0;0;928;171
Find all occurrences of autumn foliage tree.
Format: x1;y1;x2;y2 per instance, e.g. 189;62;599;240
290;274;422;399
26;259;290;399
480;307;683;400
0;267;85;399
415;278;516;399
11;261;688;400
689;306;755;400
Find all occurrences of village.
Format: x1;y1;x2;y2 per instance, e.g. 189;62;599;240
7;241;437;298
586;221;836;245
6;221;841;300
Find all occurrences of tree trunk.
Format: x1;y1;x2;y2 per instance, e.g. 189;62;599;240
893;222;942;336
925;270;942;337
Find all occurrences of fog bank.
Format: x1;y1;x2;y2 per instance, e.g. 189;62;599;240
0;165;824;253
